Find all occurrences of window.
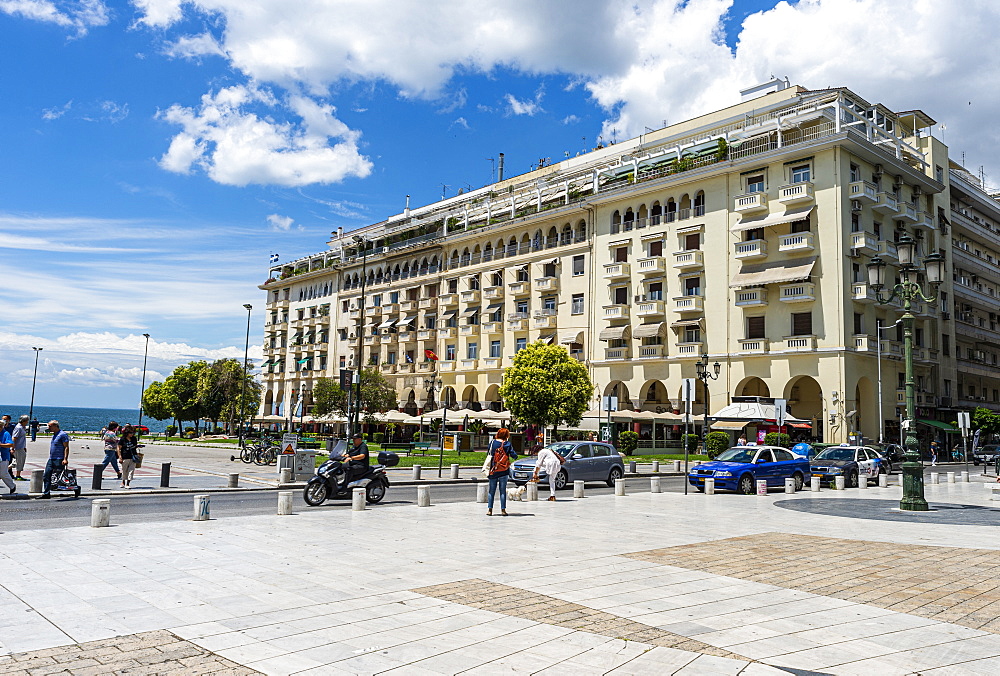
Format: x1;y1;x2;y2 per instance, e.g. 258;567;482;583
790;216;811;233
490;340;501;358
969;384;976;398
613;286;629;305
684;277;701;296
648;282;663;301
874;222;882;239
389;291;399;303
944;379;952;397
339;329;347;341
445;344;456;360
572;255;585;276
492;271;504;286
915;328;924;347
447;279;458;293
648;240;663;257
851;214;860;232
850;163;860;182
468;312;479;326
490;305;503;322
593;445;611;457
755;449;774;463
387;352;397;365
426;316;437;330
684;326;701;343
773;449;794;462
791;312;813;336
467;343;478;359
614;247;628;263
684;233;700;251
516;299;529;313
943;334;950;357
342;300;349;312
936;165;944;183
790;164;811;183
746;316;765;339
515;337;527;353
469;275;480;290
543;297;556;311
852;263;862;283
747;174;764;193
571;293;584;314
853;312;864;335
516;267;529;282
543;262;556;277
744;228;764;242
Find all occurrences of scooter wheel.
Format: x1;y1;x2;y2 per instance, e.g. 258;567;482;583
303;481;329;506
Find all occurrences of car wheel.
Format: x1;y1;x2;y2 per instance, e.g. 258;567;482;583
738;473;755;495
606;466;623;487
694;484;705;492
793;472;804;491
554;470;568;490
847;470;859;488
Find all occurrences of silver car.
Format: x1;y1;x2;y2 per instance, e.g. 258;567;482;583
509;441;625;489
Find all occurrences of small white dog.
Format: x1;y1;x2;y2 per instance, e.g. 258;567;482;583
506;485;526;501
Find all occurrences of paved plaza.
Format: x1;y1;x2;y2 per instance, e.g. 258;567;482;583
3;474;1000;674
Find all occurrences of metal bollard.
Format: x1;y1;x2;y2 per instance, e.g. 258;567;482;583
193;495;210;521
526;482;538;501
615;478;626;496
450;464;460;479
628;461;637;474
417;485;431;507
352;487;366;511
160;463;171;488
277;491;293;515
279;468;292;484
705;478;715;495
652;460;659;473
30;469;43;494
930;472;939;485
811;477;821;492
476;483;488;503
947;472;956;483
784;478;795;494
651;476;661;493
92;464;104;490
412;465;422;481
878;473;889;488
573;480;585;498
756;479;768;495
858;475;868;490
228;473;239;488
90;499;111;528
672;460;681;472
835;476;845;491
961;471;970;482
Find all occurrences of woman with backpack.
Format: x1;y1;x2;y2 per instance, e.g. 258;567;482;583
485;428;517;516
117;425;139;488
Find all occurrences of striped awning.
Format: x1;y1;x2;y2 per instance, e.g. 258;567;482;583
633;323;667;338
560;330;584;344
731;205;814;232
599;325;631;341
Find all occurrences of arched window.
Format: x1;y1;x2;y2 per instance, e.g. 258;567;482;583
611;210;621;234
694;190;706;216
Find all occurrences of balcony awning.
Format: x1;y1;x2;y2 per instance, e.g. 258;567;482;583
669;319;703;329
599;325;631;341
560;330;584;344
398;315;417;327
462;306;480;315
918;419;959;432
441;310;458;318
730;257;816;288
538;334;556;344
633;322;667;338
377;318;397;329
731;205;814;232
486;302;504;310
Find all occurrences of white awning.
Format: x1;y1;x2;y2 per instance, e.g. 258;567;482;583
731;205;814;232
729;257;816;288
538;334;556;344
670;319;703;329
560;330;584;344
398;315;417;327
711;420;750;430
599;325;631;341
462;306;480;315
633;323;667;338
486;302;504;310
377;318;397;329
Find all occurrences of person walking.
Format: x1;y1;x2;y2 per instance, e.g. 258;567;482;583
485;428;517;516
930;440;940;466
30;418;38;442
117;425;138;488
40;420;69;499
0;421;15;495
532;443;565;501
98;421;122;481
12;415;28;481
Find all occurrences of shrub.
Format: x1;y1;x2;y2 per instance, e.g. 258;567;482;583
764;432;792;448
165;425;177;438
705;431;730;459
618;430;639;456
373;432;384;444
682;433;701;453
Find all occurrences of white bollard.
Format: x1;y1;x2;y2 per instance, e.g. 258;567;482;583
991;487;1000;502
651;476;661;493
279;468;292;484
704;478;715;495
417;485;431;507
193;494;210;521
672;460;681;472
476;483;488;503
784;478;795;494
450;464;460;479
277;491;293;515
858;474;869;490
526;482;538;501
352;487;366;511
615;478;626;496
947;472;956;483
756;479;768;495
228;473;240;488
811;477;821;492
90;499;111;528
878;473;889;488
961;471;970;482
652;460;659;473
835;476;845;491
412;465;422;480
573;480;585;498
628;461;637;474
930;472;939;485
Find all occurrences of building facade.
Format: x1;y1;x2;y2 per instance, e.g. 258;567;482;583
259;80;966;444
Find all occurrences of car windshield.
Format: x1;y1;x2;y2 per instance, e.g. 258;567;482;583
815;448;855;461
715;447;757;463
545;443;579;458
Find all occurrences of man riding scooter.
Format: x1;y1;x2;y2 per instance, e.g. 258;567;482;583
338;432;370;490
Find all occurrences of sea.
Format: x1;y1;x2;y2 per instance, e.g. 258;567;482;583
0;404;172;434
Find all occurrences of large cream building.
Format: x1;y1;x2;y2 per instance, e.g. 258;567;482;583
258;80;967;444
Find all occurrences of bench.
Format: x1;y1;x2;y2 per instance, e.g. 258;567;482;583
382;442;415;456
412;442;434;456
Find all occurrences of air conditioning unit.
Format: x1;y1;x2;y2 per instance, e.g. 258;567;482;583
874;163;884;175
634;294;648;303
894;175;903;187
851;200;863;212
913;186;923;197
941;311;950;320
348;333;357;340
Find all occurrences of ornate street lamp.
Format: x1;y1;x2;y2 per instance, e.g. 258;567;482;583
695;353;721;452
866;235;944;512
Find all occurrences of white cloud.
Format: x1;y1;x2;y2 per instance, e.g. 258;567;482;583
504;90;544;116
0;331;259;362
1;0;108;34
130;0;181;27
42;100;72;120
450;117;470;131
561;114;580;125
266;213;293;231
163;32;226;59
158;84;373;187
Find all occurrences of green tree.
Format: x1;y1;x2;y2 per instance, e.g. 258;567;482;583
618;430;638;456
764;432;792;448
196;358;261;431
705;431;730;459
358;368;397;424
499;342;592;432
141;381;172;422
162;361;209;433
312;378;348;417
972;407;1000;435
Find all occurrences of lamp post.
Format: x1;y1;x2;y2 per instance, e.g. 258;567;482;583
352;235;369;437
28;347;43;432
137;333;150;438
866;234;945;512
424;368;447;477
695;353;721;452
238;304;252;447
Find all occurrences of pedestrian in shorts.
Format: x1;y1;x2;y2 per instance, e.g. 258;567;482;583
0;420;16;494
12;415;28;480
98;421;122;481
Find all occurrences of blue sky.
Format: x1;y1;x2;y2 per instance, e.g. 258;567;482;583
0;0;996;407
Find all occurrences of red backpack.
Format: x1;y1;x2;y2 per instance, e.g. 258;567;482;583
490;441;510;473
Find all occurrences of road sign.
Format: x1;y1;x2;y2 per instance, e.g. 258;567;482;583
774;398;787;428
602;396;619;412
957;411;971;435
682;378;696;414
281;433;298;455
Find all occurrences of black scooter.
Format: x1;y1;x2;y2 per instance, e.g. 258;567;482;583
303;451;398;506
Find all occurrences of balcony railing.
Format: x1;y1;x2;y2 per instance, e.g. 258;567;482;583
638;345;665;358
676;342;703;356
734;240;767;259
460;359;478;370
365;306;382;317
534;316;557;329
483;286;504;300
880;340;903;358
417;362;433;372
778;231;815;253
873;192;899;215
853;334;874;352
734;192;767;213
636;300;666;318
914;210;935;230
603;263;631;280
852;283;876;303
482;357;502;369
604;304;630;319
438;361;456;372
734;289;767;307
437;327;456;339
535;277;559;292
418;297;437;310
397;332;413;343
438;293;459;307
381;363;396;373
673;295;704;313
777;181;814;205
604;348;629;360
460;290;480;304
779;283;816;303
482;322;503;334
380;334;393;344
417;329;434;341
399;300;418;312
508;281;530;296
897;202;919;223
850;180;878;203
673;250;704;269
637;257;666;275
877;240;898;261
508;319;528;331
783;335;816;351
850;231;878;255
459;325;479;336
738;338;768;354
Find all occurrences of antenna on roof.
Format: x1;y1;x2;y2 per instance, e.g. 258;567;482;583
486;157;495;183
440;184;449;199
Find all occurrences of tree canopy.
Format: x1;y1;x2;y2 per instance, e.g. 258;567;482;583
972;407;1000;435
312;368;396;424
142;358;261;432
498;342;592;430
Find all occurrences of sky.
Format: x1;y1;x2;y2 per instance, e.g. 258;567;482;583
1;0;998;408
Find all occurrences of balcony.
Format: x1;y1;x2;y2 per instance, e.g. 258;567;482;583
380;334;394;344
438;293;459;308
417;329;434;341
734;288;767;307
880;340;903;359
399;300;418;312
673;295;704;313
914;210;935;231
508;311;529;321
637;345;665;358
535;277;560;292
783;336;816;351
438;361;456;372
363;335;377;345
778;283;816;303
897;202;919;223
850;232;878;255
534;316;557;329
604;304;630;319
852;283;876;303
778;231;815;253
460;290;481;304
417;361;433;372
381;363;396;374
738;338;769;354
482;321;503;334
459;325;479;337
508;281;530;296
849;180;878;204
365;306;382;317
397;331;413;343
603;263;631;280
673;250;704;270
348;309;361;320
852;334;874;352
482;357;502;370
734;240;767;260
418;297;437;310
876;240;898;261
397;363;414;374
460;359;478;370
872;192;899;215
604;348;629;360
508;319;528;331
636;300;666;318
734;192;768;214
381;303;398;316
777;181;814;205
676;342;704;356
483;286;504;300
438;327;459;340
636;257;666;275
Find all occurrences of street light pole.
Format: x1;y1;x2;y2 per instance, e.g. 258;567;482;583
28;347;42;426
238;304;253;447
352;235;369;437
137;333;150;437
867;235;944;512
695;353;721;453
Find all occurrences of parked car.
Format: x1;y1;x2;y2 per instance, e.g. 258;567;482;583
973;445;1000;466
510;441;624;489
687;445;809;494
810;445;889;487
877;444;906;467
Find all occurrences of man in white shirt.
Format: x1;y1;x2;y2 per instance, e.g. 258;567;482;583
532;445;565;501
12;415;28;481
